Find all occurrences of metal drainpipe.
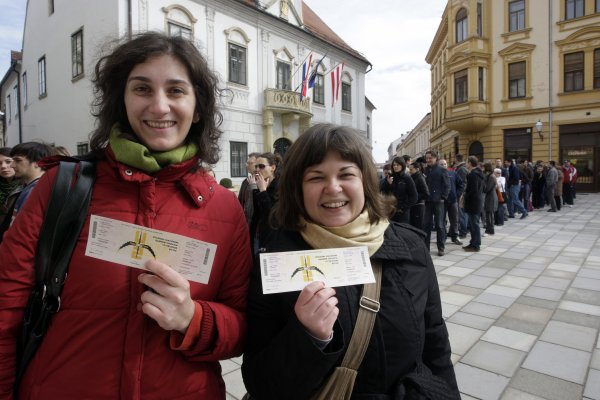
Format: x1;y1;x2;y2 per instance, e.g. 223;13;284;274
127;0;132;39
548;2;553;161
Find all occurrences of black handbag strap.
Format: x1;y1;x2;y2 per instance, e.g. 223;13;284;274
38;161;96;306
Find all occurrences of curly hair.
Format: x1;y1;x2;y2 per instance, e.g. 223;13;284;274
90;31;224;164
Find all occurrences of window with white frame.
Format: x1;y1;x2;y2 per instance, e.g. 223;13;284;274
22;72;27;107
509;0;525;32
276;61;291;90
456;8;468;43
313;74;324;104
341;82;351;112
230;142;247;178
509;61;526;98
228;43;247;85
566;0;584;19
71;29;84;78
454;69;468;104
168;22;192;39
12;85;18;119
564;52;584;91
163;6;195;39
6;95;11;123
38;56;47;97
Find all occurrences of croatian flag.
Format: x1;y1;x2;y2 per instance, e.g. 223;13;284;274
308;53;327;89
300;53;313;100
330;62;345;106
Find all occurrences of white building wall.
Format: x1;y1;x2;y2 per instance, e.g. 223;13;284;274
15;0;371;179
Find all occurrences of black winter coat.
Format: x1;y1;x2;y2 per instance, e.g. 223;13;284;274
381;171;418;221
242;224;459;400
411;171;429;203
249;177;279;251
425;164;450;203
464;168;485;215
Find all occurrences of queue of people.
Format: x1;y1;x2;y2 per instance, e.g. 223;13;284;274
379;153;578;256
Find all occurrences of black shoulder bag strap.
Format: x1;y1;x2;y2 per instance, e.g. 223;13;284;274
15;160;96;390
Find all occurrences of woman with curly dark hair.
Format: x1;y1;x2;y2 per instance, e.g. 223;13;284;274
0;32;251;399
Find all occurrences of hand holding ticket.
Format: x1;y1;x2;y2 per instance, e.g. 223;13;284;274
258;246;374;294
85;215;217;284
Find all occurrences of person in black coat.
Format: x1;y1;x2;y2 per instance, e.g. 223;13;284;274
424;150;450;256
249;152;281;255
409;161;429;231
463;156;485;252
380;156;417;224
241;124;459;400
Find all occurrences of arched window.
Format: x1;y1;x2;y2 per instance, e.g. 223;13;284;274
162;5;196;39
468;141;484;162
456;8;468;43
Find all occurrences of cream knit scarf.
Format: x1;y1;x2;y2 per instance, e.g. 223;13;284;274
300;211;389;256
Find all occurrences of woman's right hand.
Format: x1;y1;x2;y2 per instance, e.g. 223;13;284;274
294;281;339;340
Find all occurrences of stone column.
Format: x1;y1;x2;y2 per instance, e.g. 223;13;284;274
263;110;274;152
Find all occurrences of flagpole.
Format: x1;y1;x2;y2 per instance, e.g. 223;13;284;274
286;51;314;90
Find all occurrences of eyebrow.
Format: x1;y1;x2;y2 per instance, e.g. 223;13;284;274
127;76;192;87
305;165;358;174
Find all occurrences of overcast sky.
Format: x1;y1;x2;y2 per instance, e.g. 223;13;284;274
0;0;446;162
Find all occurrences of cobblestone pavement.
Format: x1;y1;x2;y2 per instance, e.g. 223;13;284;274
220;193;600;400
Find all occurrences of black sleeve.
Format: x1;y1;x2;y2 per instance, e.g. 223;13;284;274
242;254;345;400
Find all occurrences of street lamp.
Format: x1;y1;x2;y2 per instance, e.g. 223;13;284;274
535;120;543;141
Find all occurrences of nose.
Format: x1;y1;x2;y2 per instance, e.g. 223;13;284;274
323;178;342;194
149;91;170;115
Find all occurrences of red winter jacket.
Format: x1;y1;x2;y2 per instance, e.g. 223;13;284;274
0;149;252;399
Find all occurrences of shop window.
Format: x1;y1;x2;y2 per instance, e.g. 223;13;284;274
504;128;531;163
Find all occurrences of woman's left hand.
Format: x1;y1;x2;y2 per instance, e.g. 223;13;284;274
256;174;269;192
138;260;195;334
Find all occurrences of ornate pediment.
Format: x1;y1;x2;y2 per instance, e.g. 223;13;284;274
498;43;536;57
556;26;600;50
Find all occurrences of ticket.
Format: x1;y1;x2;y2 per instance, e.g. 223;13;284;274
85;215;216;284
259;246;374;294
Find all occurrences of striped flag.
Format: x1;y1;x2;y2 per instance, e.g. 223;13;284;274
330;62;345;106
300;53;313;100
308;53;327;89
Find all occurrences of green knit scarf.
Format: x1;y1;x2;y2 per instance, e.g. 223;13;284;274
109;125;198;173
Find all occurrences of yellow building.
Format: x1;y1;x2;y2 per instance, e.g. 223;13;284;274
426;0;600;192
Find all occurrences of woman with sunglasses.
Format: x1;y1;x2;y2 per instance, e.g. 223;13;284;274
249;152;281;254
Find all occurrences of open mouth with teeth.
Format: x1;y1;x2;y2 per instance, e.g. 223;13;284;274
145;120;176;129
322;201;348;209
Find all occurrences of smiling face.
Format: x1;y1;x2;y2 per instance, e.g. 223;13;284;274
302;151;365;228
0;154;15;179
124;55;197;152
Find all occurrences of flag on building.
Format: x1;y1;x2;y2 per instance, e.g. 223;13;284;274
308;53;327;89
299;53;313;100
330;62;345;106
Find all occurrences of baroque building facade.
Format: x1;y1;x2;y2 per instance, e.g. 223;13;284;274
426;0;600;192
0;0;372;182
394;112;431;162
